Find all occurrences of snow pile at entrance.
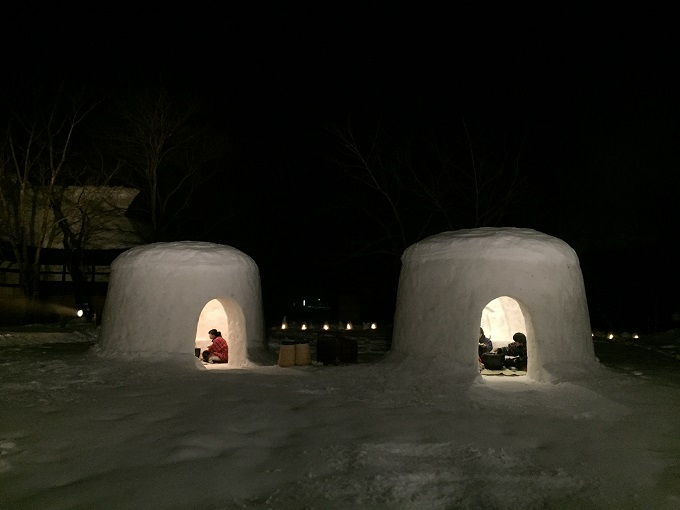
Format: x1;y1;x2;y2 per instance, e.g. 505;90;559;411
391;228;597;383
99;242;266;366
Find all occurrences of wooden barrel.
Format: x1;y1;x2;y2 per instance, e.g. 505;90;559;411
294;342;311;366
278;341;296;367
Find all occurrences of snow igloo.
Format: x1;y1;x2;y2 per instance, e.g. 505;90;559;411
391;228;599;382
99;242;267;367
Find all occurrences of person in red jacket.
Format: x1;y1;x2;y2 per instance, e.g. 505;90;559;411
202;329;228;363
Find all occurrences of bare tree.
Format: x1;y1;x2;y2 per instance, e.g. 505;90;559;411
420;120;527;228
48;175;144;314
0;93;96;310
331;122;411;259
329;118;530;261
111;89;225;240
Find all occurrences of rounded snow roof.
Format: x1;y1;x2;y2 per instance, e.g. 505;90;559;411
402;227;578;265
111;241;258;270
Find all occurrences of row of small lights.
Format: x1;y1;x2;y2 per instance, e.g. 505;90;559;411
282;324;638;338
282;321;377;331
281;326;639;339
592;332;640;340
286;324;641;338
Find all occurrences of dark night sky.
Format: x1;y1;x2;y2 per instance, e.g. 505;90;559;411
3;3;679;330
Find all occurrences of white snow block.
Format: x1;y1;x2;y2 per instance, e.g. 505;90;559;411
99;242;267;366
390;228;599;382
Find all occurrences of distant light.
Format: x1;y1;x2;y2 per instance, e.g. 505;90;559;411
346;322;352;330
370;323;377;330
77;309;84;317
591;333;594;337
303;299;306;307
608;333;614;340
301;323;307;330
281;323;287;330
633;334;639;339
323;322;329;330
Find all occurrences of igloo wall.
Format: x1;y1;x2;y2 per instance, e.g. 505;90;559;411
391;228;599;382
99;242;267;366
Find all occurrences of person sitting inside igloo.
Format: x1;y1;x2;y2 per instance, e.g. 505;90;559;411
496;332;527;370
202;329;228;363
478;327;493;356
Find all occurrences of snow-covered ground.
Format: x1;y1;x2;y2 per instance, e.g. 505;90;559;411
1;325;680;509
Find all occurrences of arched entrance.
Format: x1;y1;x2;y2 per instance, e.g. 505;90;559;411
194;297;247;366
481;296;527;350
479;296;530;374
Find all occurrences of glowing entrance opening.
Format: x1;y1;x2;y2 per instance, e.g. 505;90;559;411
194;297;247;367
480;296;528;374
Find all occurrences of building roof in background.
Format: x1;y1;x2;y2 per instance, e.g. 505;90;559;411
4;186;150;250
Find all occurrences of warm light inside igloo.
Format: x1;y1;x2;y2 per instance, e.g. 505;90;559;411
480;296;527;350
193;297;248;367
195;299;229;354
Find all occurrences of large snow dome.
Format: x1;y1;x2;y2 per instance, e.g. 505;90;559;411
99;242;267;367
391;228;599;382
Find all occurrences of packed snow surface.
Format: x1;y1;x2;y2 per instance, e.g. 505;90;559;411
1;326;680;509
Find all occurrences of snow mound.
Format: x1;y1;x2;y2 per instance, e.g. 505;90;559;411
111;240;256;268
392;227;598;383
403;227;578;264
99;241;267;366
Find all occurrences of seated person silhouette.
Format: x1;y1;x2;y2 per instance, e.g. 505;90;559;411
496;332;527;370
478;327;493;356
201;329;228;363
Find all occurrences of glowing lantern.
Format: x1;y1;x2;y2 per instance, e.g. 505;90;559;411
370;323;377;330
301;323;307;330
77;309;84;317
633;334;639;339
323;322;329;330
346;322;353;330
608;333;614;340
